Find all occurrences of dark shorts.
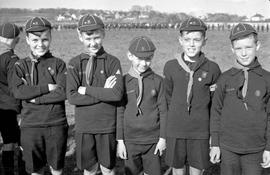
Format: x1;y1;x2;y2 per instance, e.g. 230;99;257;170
125;142;161;175
165;138;210;170
75;132;116;170
0;109;20;144
20;125;68;173
220;148;263;175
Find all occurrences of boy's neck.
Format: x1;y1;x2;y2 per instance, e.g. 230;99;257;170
183;52;201;63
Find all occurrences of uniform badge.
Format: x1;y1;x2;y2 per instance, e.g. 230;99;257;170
255;90;261;97
100;70;104;74
198;77;202;81
201;71;208;78
210;84;217;92
48;67;55;75
151;89;157;96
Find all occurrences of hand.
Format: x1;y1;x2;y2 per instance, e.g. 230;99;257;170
154;138;166;156
117;140;127;159
48;84;58;91
29;99;35;103
261;150;270;168
78;86;86;95
210;146;221;164
104;76;117;88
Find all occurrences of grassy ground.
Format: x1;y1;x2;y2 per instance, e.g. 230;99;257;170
1;29;270;174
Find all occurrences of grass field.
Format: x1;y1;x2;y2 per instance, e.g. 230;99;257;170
2;29;270;174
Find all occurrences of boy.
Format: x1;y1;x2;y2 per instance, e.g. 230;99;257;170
210;23;270;175
163;17;221;175
0;22;27;175
12;17;68;175
116;36;167;175
67;14;123;175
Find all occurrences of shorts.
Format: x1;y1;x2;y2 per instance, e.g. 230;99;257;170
75;132;116;170
165;138;210;170
220;148;263;175
125;142;161;175
0;109;20;144
20;125;68;173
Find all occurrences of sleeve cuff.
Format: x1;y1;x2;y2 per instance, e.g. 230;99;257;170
211;133;219;147
40;85;49;94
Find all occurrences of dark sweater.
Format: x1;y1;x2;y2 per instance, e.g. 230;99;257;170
210;59;270;153
0;48;21;113
67;47;124;133
12;52;67;127
163;53;221;139
116;69;167;144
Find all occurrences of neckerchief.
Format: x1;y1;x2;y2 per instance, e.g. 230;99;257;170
233;58;260;110
84;51;96;86
176;53;205;111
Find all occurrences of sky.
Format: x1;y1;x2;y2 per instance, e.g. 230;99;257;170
0;0;270;18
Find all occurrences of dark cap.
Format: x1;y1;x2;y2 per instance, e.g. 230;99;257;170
0;22;20;39
25;17;52;32
230;23;257;41
78;14;104;32
129;36;156;59
179;17;207;32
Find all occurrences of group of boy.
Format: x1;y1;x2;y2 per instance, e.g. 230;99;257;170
0;13;270;175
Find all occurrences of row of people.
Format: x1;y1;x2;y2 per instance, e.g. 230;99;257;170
0;14;270;175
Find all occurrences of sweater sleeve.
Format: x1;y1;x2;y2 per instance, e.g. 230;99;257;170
12;61;49;100
265;79;270;151
157;78;167;139
67;59;100;106
85;58;124;101
210;63;221;97
210;75;226;146
34;59;67;104
116;93;126;140
163;63;173;107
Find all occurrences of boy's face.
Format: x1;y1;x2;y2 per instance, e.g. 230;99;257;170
78;30;104;54
128;52;152;74
179;31;206;59
26;30;51;57
231;35;260;66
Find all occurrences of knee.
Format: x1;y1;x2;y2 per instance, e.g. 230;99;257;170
84;163;99;175
100;164;115;175
50;166;63;175
172;167;185;175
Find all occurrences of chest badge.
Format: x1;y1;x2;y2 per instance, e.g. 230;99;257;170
151;89;157;96
198;77;202;81
201;71;208;78
100;70;104;74
48;67;55;75
255;90;261;97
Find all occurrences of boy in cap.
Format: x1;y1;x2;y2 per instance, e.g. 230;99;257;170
163;17;221;175
67;14;123;175
116;36;167;175
0;22;27;175
210;23;270;175
12;17;68;175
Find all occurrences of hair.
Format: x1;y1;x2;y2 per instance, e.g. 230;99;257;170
80;28;105;37
231;33;258;46
26;29;51;37
180;30;206;38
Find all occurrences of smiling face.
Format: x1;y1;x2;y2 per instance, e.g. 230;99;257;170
231;34;260;67
179;31;206;59
78;29;105;54
128;51;153;74
26;30;51;57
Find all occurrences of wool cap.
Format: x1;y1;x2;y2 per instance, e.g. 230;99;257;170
230;23;257;41
129;36;156;59
0;22;20;39
25;17;52;32
78;14;104;32
179;17;207;32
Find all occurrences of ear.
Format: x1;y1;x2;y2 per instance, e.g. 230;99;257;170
256;41;261;51
178;35;183;45
25;35;30;45
77;29;83;42
127;51;133;61
202;37;207;46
